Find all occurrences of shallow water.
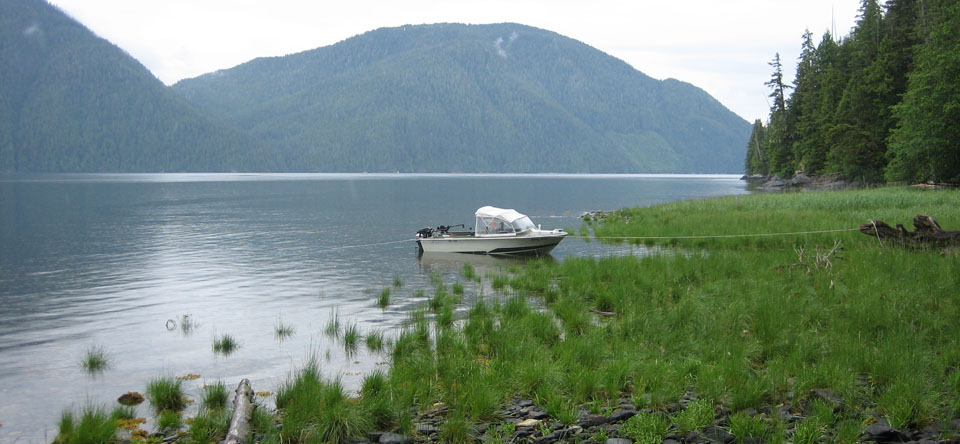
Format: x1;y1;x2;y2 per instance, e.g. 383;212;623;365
0;173;747;443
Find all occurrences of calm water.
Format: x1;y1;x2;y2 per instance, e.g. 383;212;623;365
0;173;747;443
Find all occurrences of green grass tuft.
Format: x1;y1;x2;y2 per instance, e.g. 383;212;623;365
79;346;110;374
275;318;295;340
54;405;117;444
212;334;239;355
378;288;391;308
146;376;186;414
201;380;229;411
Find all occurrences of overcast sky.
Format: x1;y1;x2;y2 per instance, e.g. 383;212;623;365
47;0;863;122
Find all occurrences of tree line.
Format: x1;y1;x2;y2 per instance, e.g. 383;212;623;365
745;0;959;184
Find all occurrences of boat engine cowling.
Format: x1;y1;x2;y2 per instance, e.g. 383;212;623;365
416;227;434;239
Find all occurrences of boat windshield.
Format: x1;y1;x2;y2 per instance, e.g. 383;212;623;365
513;216;536;232
476;215;536;234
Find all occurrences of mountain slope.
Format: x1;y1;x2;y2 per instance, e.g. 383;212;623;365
174;23;750;173
0;0;272;172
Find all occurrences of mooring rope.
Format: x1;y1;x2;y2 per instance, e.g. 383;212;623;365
319;227;860;253
319;238;411;253
567;227;860;240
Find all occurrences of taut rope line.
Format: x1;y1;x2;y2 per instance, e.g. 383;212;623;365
319;227;859;253
567;227;859;240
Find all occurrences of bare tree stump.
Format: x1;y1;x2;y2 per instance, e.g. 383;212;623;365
222;379;255;444
859;214;960;247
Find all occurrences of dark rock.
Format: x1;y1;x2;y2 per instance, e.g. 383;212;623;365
379;432;414;444
608;409;636;423
605;439;631;444
527;409;549;420
776;405;801;423
117;391;146;406
808;388;844;412
366;432;383;443
662;439;680;444
579;414;608;428
702;426;735;444
864;419;909;443
742;408;759;417
951;418;960;431
345;438;372;444
518;400;535;408
685;432;709;444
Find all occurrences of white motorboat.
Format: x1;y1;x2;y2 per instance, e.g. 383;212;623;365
416;206;567;255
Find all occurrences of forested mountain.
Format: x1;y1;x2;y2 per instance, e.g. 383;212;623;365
0;0;273;172
746;0;960;183
174;23;751;173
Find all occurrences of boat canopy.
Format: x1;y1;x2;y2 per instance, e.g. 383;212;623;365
475;206;536;234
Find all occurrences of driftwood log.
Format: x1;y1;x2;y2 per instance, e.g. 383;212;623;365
222;379;255;444
859;214;960;247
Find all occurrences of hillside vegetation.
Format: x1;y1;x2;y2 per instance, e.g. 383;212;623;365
173;23;751;173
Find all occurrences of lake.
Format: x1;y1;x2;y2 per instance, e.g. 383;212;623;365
0;173;748;443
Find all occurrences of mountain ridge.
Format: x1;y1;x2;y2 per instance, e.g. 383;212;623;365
173;23;750;173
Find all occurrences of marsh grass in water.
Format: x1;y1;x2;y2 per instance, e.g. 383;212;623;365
201;381;228;411
325;309;342;338
275;318;295;340
343;322;360;354
378;288;391;308
212;334;239;356
79;346;110;375
365;329;386;352
146;377;187;415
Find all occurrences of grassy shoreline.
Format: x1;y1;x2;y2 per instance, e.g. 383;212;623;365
58;187;960;444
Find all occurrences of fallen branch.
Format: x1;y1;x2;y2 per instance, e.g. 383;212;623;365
222;379;255;444
859;214;960;247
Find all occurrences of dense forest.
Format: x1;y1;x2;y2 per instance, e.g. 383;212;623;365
173;23;750;173
745;0;960;184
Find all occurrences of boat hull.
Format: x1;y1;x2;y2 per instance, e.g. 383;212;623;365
417;232;565;255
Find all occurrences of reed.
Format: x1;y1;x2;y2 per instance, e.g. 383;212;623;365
342;322;360;354
365;329;385;352
185;409;231;444
79;346;110;374
201;380;228;411
378;287;391;308
156;409;182;434
274;318;295;340
276;359;371;444
54;405;117;444
146;376;186;414
212;334;239;355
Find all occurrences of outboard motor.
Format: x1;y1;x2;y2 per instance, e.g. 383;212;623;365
416;227;435;239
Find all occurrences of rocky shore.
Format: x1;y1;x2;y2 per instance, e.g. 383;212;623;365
742;172;857;191
155;389;958;444
365;391;960;444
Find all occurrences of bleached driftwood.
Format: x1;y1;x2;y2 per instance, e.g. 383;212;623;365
222;379;255;444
